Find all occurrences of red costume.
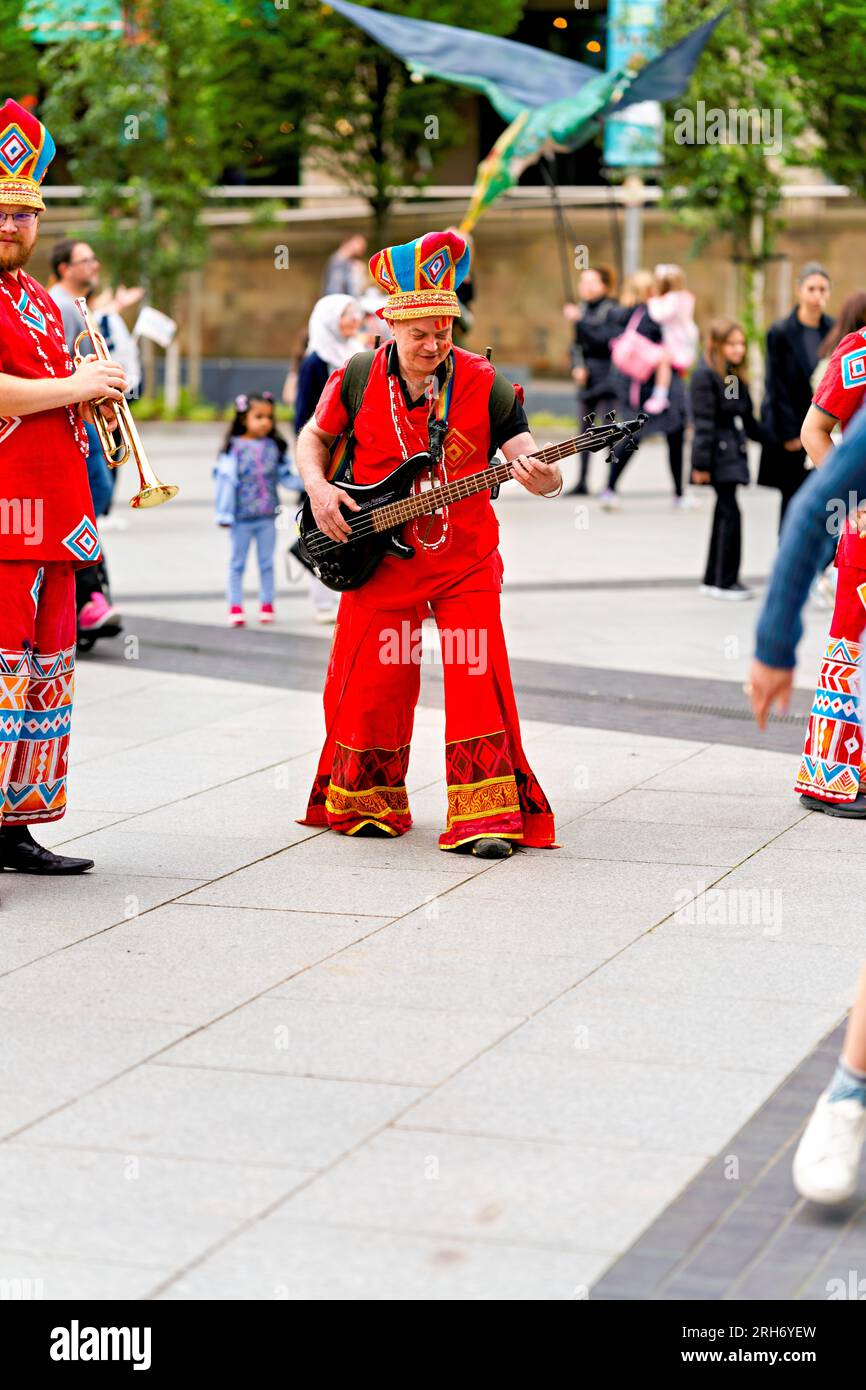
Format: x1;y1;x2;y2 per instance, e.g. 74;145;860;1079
797;330;866;802
300;231;556;850
0;99;100;827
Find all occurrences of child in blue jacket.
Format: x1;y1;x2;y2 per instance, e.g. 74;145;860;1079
215;392;296;626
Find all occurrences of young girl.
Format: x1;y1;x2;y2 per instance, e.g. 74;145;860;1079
690;317;763;599
644;264;699;416
214;392;294;626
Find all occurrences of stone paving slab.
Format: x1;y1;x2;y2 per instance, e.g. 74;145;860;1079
0;1248;171;1301
155;995;526;1088
19;1066;422;1171
0;1143;305;1270
0;903;387;1025
157;1220;608;1301
269;1128;702;1257
395;1048;777;1155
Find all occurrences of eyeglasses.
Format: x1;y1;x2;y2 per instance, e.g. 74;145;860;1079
0;211;38;228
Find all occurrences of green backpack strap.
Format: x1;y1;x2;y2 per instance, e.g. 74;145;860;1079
330;349;375;483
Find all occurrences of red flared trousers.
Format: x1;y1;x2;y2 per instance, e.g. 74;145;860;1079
300;583;556;850
0;560;76;825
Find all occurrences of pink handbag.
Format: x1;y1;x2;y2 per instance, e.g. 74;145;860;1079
610;310;666;383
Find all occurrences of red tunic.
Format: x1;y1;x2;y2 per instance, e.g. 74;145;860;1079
0;269;100;567
314;344;502;609
813;330;866;567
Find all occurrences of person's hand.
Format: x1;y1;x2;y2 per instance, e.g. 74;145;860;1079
510;450;561;496
783;438;802;452
747;658;794;731
563;302;581;323
113;284;145;313
691;469;711;485
572;366;588;388
309;480;360;543
72;354;128;404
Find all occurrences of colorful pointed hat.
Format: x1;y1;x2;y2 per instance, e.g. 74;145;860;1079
369;229;470;321
0;99;56;211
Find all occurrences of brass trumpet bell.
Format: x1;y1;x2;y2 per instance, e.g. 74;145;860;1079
73;296;179;509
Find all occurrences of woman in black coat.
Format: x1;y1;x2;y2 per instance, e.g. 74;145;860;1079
690;317;764;600
564;264;625;494
758;263;833;527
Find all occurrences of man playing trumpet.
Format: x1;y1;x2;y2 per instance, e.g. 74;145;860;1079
0;98;128;875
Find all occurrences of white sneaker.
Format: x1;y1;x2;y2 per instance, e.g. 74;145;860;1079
674;495;701;510
712;583;754;601
699;583;718;596
793;1090;866;1205
599;490;621;512
313;608;338;625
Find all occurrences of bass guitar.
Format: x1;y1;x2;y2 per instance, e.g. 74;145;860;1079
296;413;646;593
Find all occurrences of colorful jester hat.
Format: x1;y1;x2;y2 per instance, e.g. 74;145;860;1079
369;229;471;322
0;99;56;211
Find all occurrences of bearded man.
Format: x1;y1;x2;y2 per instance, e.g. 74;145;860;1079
0;98;127;874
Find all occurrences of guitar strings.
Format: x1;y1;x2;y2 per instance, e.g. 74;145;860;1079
302;423;641;560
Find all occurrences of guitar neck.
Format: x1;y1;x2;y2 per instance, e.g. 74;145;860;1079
373;435;591;531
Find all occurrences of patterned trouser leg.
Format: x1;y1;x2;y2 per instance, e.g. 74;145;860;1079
0;560;76;826
299;585;556;848
796;562;866;803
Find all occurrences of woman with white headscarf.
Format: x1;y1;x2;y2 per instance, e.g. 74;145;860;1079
292;294;364;622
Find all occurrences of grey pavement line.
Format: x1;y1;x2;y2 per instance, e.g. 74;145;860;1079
83;613;811;753
116;574;771;601
590;1021;856;1302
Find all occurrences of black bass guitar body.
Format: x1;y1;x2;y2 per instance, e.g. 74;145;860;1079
295;451;436;592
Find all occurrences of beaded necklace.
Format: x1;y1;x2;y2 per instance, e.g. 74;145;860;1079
387;351;454;551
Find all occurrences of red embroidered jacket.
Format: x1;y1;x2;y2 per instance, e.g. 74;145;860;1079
0;269;100;566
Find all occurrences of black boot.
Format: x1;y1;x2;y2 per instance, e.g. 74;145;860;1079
454;837;515;860
0;824;94;874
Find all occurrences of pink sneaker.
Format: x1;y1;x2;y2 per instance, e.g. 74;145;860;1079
228;606;245;627
78;592;121;631
644;390;669;415
259;603;275;625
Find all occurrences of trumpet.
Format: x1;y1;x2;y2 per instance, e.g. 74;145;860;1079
72;296;179;509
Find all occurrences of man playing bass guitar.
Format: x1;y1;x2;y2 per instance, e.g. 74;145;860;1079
296;229;559;859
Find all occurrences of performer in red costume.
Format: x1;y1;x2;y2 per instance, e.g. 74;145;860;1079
0;98;128;873
297;229;558;858
795;321;866;816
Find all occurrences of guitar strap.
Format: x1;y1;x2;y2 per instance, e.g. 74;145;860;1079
325;349;377;483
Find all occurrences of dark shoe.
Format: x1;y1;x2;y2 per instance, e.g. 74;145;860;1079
351;822;393;838
0;825;93;874
799;792;866;819
455;837;514;860
569;481;589;496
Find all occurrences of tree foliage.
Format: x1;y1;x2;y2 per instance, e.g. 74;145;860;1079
38;0;227;313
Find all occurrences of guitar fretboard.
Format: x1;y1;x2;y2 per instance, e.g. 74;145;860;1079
371;431;614;532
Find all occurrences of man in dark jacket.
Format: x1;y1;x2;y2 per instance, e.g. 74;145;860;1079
758;262;833;525
564;265;624;494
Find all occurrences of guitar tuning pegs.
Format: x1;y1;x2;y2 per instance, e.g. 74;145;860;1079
605;411;617;423
582;413;595;428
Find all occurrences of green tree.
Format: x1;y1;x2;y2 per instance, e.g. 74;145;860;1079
0;0;41;97
38;0;227;314
655;0;806;341
288;0;525;241
762;0;866;198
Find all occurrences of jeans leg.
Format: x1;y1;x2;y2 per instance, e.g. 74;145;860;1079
255;518;276;606
228;521;253;607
